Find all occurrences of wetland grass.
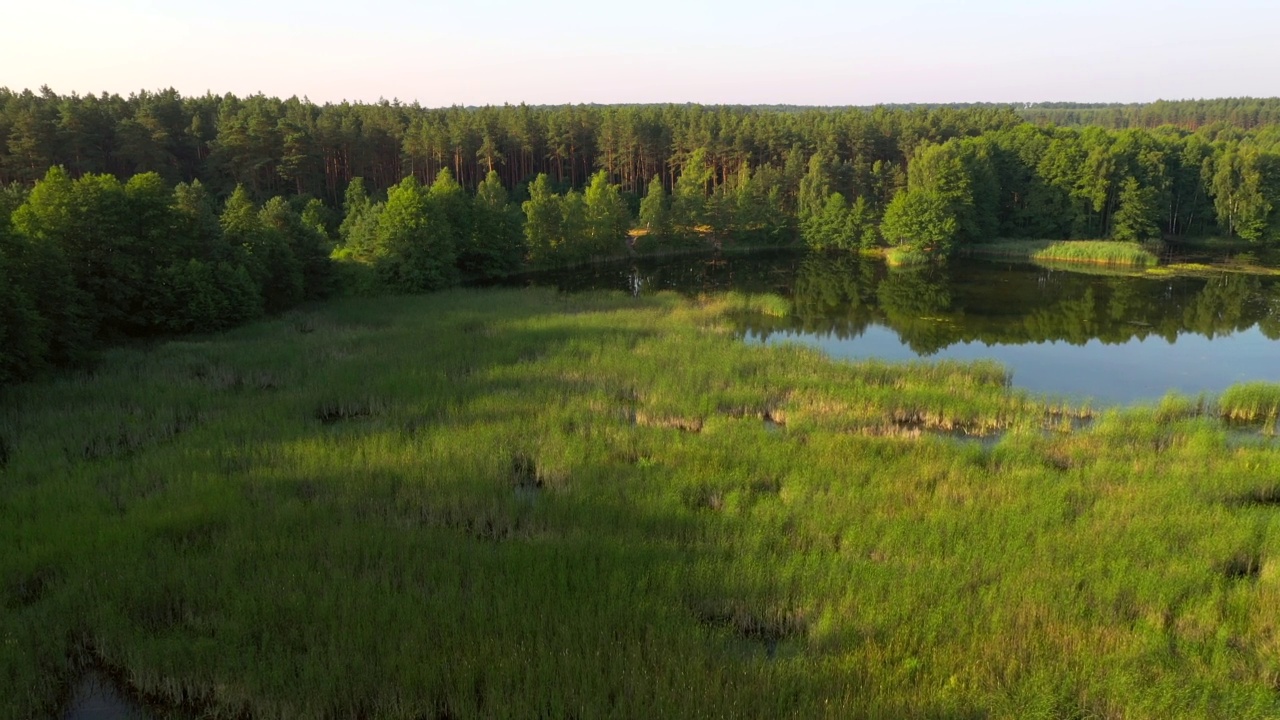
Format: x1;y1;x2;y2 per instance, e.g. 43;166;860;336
3;288;1280;718
1220;382;1280;424
968;239;1159;267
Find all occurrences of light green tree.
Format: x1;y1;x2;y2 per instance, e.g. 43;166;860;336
880;189;959;256
671;148;712;233
560;189;589;262
522;174;563;266
638;175;670;241
373;176;457;291
583;170;630;257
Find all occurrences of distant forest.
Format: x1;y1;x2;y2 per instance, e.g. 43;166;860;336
4;89;1280;197
3;89;1280;385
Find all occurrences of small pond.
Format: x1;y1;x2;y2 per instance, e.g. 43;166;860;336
496;250;1280;405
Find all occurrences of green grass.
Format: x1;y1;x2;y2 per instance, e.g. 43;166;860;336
884;246;932;267
3;289;1280;718
1220;382;1280;424
968;239;1159;267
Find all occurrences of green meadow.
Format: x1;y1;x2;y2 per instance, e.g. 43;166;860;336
4;287;1280;718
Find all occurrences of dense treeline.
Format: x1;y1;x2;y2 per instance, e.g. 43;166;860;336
1018;98;1280;130
4;89;1279;197
5;88;1280;386
0;87;1024;197
0;170;332;385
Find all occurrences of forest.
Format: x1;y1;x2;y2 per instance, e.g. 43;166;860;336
3;89;1280;387
6;89;1280;719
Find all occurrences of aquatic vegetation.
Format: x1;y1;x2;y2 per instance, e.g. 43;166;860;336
1220;382;1280;423
884;245;932;267
969;239;1159;267
3;288;1280;719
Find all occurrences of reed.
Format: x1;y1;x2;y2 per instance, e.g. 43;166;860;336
2;288;1278;719
968;239;1159;267
1220;382;1280;423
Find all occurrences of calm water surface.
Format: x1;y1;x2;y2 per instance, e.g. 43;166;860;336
500;251;1280;405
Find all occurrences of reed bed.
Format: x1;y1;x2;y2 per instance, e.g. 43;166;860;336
1220;382;1280;424
2;288;1279;718
969;240;1159;267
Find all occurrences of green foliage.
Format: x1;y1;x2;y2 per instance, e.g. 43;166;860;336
522;174;563;266
730;163;793;247
559;189;589;261
671;148;713;233
802;192;853;250
301;197;336;239
1219;382;1280;422
637;175;671;241
880;189;959;257
583;170;631;257
1111;177;1162;242
797;151;835;222
373;176;458;291
0;168;301;384
516;178;603;267
1209;144;1280;243
2;89;1280;250
171;180;225;262
222;188;304;313
906;139;999;245
13;168;140;338
151;259;261;333
427;168;470;263
0;235;45;385
338;178;374;248
259;195;330;300
465;170;525;278
851;196;879;249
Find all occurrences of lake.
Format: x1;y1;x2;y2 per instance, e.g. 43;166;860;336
499;251;1280;405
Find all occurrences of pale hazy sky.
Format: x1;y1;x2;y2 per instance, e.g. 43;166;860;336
5;0;1278;106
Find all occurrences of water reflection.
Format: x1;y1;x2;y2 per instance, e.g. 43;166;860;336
494;251;1280;403
759;255;1280;354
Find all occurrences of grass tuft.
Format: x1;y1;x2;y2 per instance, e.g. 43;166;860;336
1219;382;1280;423
884;246;933;267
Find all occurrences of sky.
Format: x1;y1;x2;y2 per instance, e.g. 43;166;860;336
4;0;1279;106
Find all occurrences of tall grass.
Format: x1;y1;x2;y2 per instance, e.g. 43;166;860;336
2;288;1279;718
1220;382;1280;423
884;246;932;267
969;239;1159;267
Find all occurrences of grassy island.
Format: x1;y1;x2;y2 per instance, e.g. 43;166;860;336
965;240;1160;267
